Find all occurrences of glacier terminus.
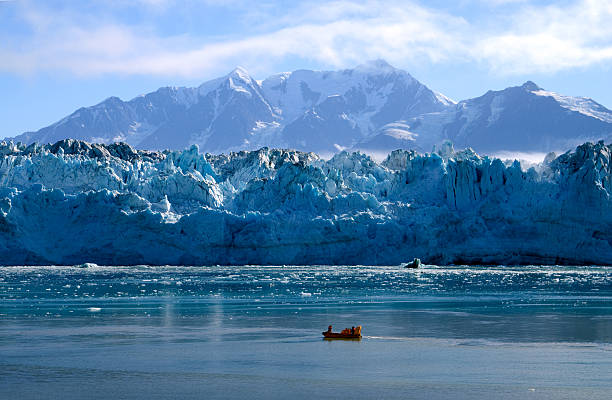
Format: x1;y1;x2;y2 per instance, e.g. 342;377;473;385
0;139;611;266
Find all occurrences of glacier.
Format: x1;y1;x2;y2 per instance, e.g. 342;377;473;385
0;138;611;266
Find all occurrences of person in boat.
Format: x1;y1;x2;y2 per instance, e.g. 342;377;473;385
323;325;363;337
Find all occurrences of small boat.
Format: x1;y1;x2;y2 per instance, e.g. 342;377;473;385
322;325;362;339
402;258;421;269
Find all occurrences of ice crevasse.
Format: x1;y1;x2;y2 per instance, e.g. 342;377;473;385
0;138;611;266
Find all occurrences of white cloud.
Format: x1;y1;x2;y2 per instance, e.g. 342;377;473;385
0;0;468;77
474;0;612;74
1;0;611;78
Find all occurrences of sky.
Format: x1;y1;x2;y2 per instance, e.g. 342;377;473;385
1;0;612;138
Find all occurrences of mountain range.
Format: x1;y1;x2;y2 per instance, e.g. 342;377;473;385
11;60;612;156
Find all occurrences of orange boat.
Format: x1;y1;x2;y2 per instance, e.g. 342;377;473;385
322;325;362;339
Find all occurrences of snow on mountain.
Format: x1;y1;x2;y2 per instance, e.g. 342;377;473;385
446;81;612;152
138;67;279;152
14;87;200;148
11;62;612;155
531;88;612;123
12;61;451;155
357;81;612;154
1;138;612;265
261;59;450;153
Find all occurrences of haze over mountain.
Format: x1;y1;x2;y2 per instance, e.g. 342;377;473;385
12;60;612;156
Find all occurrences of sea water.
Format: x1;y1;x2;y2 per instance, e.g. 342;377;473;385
1;265;611;399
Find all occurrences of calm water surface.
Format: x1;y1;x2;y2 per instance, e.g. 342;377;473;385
1;265;611;399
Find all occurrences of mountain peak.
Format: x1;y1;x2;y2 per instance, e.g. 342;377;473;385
228;66;252;82
354;59;396;73
521;81;542;91
222;66;261;96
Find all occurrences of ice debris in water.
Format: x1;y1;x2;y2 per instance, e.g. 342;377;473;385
78;263;99;269
1;138;612;266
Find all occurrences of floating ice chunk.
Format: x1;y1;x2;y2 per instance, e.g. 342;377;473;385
78;263;99;269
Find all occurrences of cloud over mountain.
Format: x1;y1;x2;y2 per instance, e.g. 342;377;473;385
2;0;612;78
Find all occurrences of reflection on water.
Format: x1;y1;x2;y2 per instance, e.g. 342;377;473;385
1;265;612;399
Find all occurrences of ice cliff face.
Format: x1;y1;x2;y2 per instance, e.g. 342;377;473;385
0;139;611;266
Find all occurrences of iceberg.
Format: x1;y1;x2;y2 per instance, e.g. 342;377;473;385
0;138;610;266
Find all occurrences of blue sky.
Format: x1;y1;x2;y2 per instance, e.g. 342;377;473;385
1;0;612;138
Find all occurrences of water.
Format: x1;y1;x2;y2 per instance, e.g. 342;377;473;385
1;265;612;399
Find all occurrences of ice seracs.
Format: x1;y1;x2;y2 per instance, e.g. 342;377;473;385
1;139;612;266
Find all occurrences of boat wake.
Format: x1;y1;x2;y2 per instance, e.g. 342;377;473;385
363;336;414;341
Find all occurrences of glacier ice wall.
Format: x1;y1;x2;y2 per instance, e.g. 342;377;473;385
0;138;611;265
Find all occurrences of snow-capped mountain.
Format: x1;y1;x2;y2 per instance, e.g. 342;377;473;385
358;81;612;154
11;61;612;155
14;86;200;147
262;60;452;154
138;67;279;152
11;61;452;154
448;81;612;152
